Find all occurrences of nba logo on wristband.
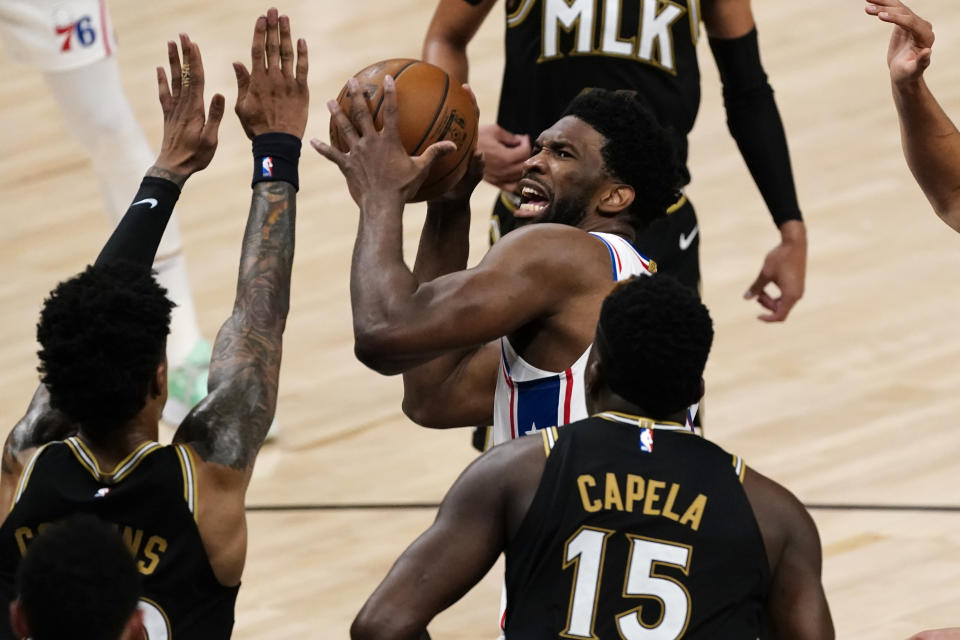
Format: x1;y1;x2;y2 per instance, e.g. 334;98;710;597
261;157;274;177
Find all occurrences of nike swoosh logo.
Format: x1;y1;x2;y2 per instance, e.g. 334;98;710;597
133;198;158;209
679;226;699;251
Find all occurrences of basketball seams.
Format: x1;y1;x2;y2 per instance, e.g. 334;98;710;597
372;58;418;123
411;72;450;156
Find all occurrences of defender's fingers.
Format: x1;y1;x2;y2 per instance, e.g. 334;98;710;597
278;15;294;78
187;42;206;105
250;15;267;73
328;100;359;147
265;8;281;72
347;77;376;137
311;138;347;168
167;41;182;99
203;93;226;142
744;272;771;300
233;62;251;103
157;67;173;113
295;38;309;88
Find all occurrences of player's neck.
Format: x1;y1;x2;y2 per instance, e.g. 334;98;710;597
588;389;683;424
579;214;636;243
77;414;159;468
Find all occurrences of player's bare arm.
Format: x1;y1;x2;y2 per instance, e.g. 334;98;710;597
351;434;546;640
173;8;308;587
866;1;960;233
316;77;608;376
0;33;225;510
704;0;807;323
400;151;501;427
423;0;531;192
743;467;834;639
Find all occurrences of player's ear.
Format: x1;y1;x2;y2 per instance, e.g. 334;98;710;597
584;348;604;400
151;358;168;398
598;184;635;215
10;599;30;638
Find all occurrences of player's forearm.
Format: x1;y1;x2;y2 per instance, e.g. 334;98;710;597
94;168;184;266
422;37;469;84
711;30;802;228
181;181;296;468
893;78;960;229
351;201;431;374
412;201;471;282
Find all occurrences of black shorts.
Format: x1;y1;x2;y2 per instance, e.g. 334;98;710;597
490;193;701;294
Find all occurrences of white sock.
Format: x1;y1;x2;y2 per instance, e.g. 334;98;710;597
44;56;204;367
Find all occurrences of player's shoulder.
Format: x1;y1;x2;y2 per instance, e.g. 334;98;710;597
486;224;616;274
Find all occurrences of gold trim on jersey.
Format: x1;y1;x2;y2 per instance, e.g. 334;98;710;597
597;0;638;62
595;411;689;432
666;192;687;214
174;444;198;520
688;0;702;44
731;455;746;483
64;437;162;484
507;0;538;27
11;443;52;510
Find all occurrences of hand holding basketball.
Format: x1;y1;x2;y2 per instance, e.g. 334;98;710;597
314;75;457;207
233;8;309;140
154;33;225;179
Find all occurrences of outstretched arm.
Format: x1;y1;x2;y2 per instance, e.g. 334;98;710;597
0;34;224;508
704;0;806;323
174;9;308;474
865;0;960;232
171;9;308;588
351;435;545;640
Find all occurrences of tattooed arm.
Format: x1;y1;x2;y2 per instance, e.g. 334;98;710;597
173;180;295;467
170;9;308;588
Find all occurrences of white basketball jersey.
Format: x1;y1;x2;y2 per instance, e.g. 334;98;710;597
491;232;655;445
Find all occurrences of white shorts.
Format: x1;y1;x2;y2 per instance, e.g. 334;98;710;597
0;0;116;72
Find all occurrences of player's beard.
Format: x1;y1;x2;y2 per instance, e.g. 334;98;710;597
524;192;590;228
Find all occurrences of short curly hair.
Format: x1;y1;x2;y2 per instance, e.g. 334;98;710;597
562;88;682;229
36;262;173;437
17;514;141;640
595;274;713;417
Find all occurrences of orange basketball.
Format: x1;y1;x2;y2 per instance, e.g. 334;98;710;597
331;58;478;202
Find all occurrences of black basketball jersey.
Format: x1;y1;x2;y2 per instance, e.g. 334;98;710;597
496;0;702;179
0;438;239;640
504;413;769;639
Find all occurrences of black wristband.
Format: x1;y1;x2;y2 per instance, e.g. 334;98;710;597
95;176;181;267
252;133;301;192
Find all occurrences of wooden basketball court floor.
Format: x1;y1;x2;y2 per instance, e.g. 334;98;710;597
1;0;958;637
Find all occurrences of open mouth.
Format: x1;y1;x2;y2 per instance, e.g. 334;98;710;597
518;181;550;217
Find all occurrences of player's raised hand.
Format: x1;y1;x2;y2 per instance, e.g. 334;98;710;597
865;0;934;85
312;75;456;206
154;34;225;179
744;220;806;322
234;8;309;139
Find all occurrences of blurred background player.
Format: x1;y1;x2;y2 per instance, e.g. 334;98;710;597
350;274;833;640
423;0;807;323
0;0;210;422
866;0;960;234
9;514;144;640
0;11;308;638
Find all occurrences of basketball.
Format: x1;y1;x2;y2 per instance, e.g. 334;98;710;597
330;58;478;202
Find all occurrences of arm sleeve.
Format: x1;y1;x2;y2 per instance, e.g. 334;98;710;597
709;29;802;227
95;176;181;267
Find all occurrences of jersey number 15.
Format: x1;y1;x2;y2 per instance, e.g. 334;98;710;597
562;526;692;640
